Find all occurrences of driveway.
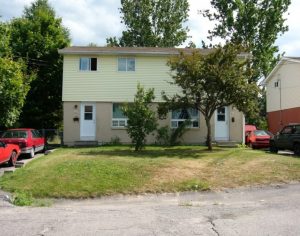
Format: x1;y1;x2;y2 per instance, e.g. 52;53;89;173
1;183;300;236
0;152;47;177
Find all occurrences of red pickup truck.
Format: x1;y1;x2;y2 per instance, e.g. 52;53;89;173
0;129;45;158
0;141;21;166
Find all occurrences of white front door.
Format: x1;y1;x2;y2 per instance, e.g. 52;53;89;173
80;103;96;141
215;106;229;141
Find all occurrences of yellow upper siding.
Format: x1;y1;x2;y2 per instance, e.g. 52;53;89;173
62;55;180;102
266;61;300;112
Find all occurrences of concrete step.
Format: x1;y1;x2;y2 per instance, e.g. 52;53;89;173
15;162;24;168
74;141;99;147
216;141;240;148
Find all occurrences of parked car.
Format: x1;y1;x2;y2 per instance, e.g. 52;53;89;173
0;141;21;166
247;130;272;149
245;124;257;144
0;129;45;158
269;124;300;156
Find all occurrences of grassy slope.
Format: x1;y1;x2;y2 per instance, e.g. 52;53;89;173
1;146;300;198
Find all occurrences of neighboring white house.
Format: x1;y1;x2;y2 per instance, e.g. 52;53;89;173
58;46;245;146
263;57;300;134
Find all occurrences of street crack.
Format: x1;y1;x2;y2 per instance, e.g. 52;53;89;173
208;218;220;236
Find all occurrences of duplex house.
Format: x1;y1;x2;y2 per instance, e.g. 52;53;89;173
58;47;245;146
263;57;300;134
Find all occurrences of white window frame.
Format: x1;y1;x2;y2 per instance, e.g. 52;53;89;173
118;57;135;72
171;108;199;128
112;103;128;128
79;57;97;71
112;118;128;128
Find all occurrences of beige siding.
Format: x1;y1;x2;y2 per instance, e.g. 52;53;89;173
267;62;300;112
63;102;81;145
63;102;244;146
62;55;179;102
228;106;244;141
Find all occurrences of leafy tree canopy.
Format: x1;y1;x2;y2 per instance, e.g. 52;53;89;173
0;21;34;127
107;0;189;47
159;44;259;150
201;0;291;80
9;0;70;129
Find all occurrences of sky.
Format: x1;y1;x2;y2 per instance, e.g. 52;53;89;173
1;0;300;56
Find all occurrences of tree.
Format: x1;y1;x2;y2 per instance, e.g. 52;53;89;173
201;0;291;80
159;44;259;150
107;0;189;47
9;0;70;129
0;22;34;127
122;84;157;151
246;88;267;129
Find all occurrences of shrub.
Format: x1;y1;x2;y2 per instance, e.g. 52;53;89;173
122;84;157;151
156;120;191;146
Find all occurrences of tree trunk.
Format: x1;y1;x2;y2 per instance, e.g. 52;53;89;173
205;117;213;151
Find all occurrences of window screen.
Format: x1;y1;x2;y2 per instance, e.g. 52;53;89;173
84;105;93;120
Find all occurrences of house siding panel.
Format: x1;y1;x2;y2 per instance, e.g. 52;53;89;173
266;61;300;112
62;55;179;102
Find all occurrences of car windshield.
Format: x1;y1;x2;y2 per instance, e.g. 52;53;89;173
254;130;269;136
1;130;28;138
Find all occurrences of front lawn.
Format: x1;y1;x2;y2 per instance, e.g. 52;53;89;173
1;146;300;198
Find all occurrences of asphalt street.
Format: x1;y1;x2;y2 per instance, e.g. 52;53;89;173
1;183;300;236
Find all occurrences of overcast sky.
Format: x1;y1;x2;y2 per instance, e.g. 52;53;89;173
1;0;299;56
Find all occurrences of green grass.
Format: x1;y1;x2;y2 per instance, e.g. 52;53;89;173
1;146;300;201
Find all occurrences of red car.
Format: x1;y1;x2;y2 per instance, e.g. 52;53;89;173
245;124;257;144
0;129;45;158
0;141;21;166
247;130;273;149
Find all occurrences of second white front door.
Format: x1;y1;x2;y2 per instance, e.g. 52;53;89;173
215;106;229;141
80;103;96;141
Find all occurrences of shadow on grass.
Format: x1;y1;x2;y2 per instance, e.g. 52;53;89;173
79;147;226;159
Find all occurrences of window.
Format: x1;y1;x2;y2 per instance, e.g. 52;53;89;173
118;58;135;71
281;126;293;134
79;58;97;71
217;107;226;121
2;130;28;138
274;81;279;87
31;130;42;138
112;103;128;127
171;108;199;128
295;126;300;134
84;105;93;120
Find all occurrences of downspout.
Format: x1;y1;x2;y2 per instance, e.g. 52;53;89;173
278;76;282;127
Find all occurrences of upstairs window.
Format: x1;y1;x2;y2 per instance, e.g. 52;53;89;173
274;81;279;87
171;108;199;128
118;58;135;71
80;57;97;71
112;103;128;127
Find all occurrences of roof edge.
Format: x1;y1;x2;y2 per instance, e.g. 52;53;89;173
261;57;300;85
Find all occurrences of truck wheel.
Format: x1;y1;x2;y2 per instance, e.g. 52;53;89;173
29;148;35;158
294;143;300;156
270;142;278;153
8;151;18;166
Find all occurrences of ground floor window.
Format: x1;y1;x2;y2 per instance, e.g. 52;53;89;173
112;103;128;127
171;108;199;128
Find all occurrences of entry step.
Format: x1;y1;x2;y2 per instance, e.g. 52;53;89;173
74;141;99;146
216;141;240;147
